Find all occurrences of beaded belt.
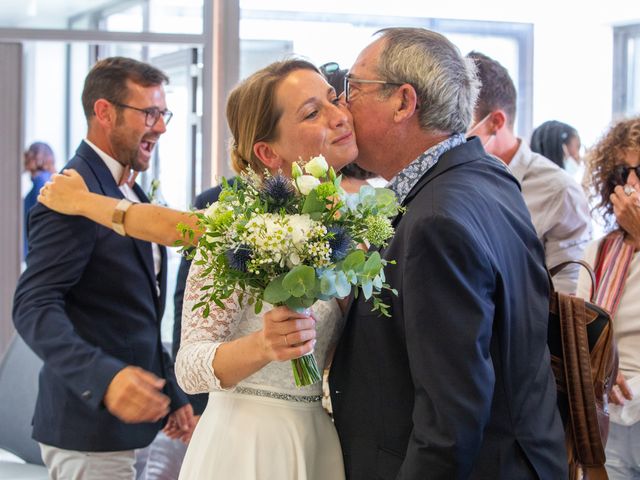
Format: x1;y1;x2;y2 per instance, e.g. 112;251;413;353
235;386;322;403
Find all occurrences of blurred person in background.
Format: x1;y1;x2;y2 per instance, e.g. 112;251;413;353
467;51;591;294
23;141;56;258
530;120;582;176
576;116;640;480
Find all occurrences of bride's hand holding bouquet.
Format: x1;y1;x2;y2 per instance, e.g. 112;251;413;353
181;155;401;387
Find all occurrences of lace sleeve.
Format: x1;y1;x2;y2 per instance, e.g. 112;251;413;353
175;259;243;394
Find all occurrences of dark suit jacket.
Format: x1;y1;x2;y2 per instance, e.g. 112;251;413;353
330;138;567;479
173;182;227;415
13;141;187;452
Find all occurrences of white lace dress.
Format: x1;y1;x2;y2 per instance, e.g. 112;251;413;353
175;261;345;480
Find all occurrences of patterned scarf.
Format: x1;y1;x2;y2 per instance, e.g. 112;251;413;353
594;230;635;316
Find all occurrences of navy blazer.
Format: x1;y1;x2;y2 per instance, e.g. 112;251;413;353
13;141;187;452
330;138;567;479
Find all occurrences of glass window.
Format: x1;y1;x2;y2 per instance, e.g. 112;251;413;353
149;0;204;34
0;1;113;29
239;8;532;136
102;4;144;33
0;0;203;34
613;25;640;117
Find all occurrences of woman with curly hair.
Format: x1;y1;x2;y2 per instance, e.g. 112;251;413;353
576;116;640;479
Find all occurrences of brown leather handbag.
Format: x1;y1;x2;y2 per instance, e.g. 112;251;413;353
548;261;618;480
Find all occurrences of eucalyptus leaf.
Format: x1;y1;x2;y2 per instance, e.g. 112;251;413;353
364;251;383;276
286;295;316;310
320;271;337;296
282;265;316;298
301;190;326;214
264;274;291;304
335;271;351;298
343;250;366;271
362;281;373;299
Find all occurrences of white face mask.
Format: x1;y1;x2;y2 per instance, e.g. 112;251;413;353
564;155;584;182
466;113;491;137
467;113;496;150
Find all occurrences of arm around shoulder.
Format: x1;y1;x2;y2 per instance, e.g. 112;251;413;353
39;168;202;246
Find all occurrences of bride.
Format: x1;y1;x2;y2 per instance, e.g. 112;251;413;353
38;59;359;479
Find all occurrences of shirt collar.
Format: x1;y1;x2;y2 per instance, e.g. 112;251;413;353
84;138;125;185
388;133;466;204
505;138;531;183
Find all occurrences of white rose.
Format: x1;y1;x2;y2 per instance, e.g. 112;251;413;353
204;201;220;218
288;251;301;267
287;214;315;245
304;155;329;178
295;175;321;195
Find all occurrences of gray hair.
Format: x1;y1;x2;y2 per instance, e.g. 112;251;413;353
375;28;480;133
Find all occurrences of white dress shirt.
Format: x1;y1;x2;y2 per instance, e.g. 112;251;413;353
507;140;592;294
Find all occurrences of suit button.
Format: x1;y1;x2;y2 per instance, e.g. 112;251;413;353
81;390;92;400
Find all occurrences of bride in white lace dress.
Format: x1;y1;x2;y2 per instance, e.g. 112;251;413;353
177;278;344;479
37;58;359;479
172;60;358;480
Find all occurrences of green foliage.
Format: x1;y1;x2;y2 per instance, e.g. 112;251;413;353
185;160;401;327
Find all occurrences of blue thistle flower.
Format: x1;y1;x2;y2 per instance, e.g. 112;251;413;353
261;174;295;209
327;225;352;262
226;244;252;272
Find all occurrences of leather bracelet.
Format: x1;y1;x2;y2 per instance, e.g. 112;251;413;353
112;198;133;236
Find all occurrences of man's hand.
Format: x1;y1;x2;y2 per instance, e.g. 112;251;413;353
103;366;170;423
162;404;197;443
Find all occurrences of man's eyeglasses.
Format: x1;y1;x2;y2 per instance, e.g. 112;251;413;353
343;74;404;103
609;165;640;185
111;101;173;127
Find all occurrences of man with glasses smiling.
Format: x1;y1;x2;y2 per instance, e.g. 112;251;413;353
330;28;567;479
13;57;194;480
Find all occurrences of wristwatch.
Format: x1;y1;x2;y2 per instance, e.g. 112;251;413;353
112;198;133;236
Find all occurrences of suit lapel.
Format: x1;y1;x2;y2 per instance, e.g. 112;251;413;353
131;183;165;313
387;138;487;234
77;142;125;200
80;142;163;315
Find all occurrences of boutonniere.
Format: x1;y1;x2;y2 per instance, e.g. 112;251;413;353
148;178;165;205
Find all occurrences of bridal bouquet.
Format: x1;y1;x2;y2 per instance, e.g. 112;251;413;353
179;156;400;386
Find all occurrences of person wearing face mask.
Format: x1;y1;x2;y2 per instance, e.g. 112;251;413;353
576;117;640;479
466;51;592;294
531;120;582;173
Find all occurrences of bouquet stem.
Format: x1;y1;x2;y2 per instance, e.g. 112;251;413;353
291;353;321;387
